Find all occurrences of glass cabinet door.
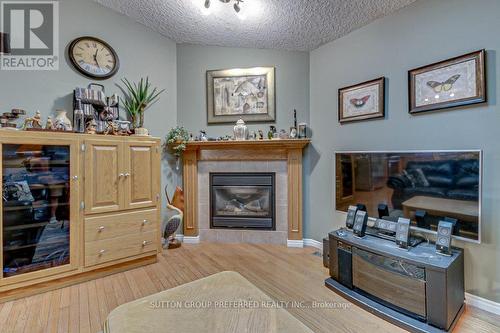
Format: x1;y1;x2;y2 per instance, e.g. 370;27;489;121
2;143;73;278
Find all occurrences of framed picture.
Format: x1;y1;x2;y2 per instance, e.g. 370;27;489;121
206;67;275;124
408;50;486;114
338;77;385;123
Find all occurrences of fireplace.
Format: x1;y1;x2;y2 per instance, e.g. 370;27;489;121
210;173;275;230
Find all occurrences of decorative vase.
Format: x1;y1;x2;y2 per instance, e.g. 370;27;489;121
233;118;247;141
133;127;149;136
54;109;72;131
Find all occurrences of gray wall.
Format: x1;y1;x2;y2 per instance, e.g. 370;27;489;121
0;0;178;223
177;44;309;137
309;0;500;302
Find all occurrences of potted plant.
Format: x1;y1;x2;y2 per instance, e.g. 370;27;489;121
165;126;190;170
120;77;165;136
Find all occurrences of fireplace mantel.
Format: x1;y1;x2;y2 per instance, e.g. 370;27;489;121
182;139;310;243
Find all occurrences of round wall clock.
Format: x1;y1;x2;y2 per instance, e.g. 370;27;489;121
68;36;120;80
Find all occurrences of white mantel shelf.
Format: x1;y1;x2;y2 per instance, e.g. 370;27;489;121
182;139;310;241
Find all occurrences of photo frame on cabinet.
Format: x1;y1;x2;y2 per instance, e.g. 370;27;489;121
338;77;385;124
408;50;486;114
206;67;276;124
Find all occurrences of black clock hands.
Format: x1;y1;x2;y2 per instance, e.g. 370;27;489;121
93;49;101;68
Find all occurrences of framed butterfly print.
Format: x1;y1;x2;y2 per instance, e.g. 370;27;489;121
338;77;385;123
409;50;486;114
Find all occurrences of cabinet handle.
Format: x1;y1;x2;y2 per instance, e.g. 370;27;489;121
119;173;125;178
72;175;78;181
99;249;106;255
98;226;105;232
142;219;149;226
142;240;151;247
124;173;131;177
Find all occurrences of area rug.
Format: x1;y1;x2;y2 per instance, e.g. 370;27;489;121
104;271;314;332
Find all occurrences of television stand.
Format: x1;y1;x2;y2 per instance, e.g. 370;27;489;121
326;228;464;333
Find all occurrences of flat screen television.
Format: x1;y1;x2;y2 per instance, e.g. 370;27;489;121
335;151;481;242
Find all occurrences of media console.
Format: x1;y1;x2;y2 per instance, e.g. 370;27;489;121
325;228;464;333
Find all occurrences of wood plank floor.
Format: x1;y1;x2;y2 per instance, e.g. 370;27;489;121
0;243;498;333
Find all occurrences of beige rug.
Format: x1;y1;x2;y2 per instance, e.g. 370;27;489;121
104;271;314;333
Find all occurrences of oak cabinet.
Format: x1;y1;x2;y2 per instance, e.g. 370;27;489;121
84;139;160;214
0;131;161;301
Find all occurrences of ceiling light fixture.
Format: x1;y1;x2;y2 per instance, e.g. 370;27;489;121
203;0;244;14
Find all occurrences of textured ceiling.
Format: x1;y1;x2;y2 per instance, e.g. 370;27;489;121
95;0;417;51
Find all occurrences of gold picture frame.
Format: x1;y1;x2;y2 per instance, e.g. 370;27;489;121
206;67;276;124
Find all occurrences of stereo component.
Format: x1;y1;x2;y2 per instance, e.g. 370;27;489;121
415;210;428;229
345;205;358;229
353;211;368;237
396;217;411;249
377;203;389;219
337;242;353;289
436;221;453;256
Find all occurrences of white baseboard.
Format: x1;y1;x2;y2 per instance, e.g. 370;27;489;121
287;239;304;248
465;292;500;316
176;234;200;244
303;238;323;251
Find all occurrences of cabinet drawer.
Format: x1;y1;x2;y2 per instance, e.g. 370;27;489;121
85;209;157;242
85;231;157;267
352;247;426;318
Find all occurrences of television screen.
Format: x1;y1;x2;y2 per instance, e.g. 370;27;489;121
335;151;481;242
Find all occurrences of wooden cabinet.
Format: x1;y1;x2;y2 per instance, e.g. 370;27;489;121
0;131;161;301
84;138;160;214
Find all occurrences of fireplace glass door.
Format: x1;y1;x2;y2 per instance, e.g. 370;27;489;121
210;173;275;230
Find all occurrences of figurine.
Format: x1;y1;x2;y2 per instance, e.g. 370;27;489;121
249;131;257;140
199;130;208;142
258;130;264;140
86;119;97;134
289;127;297;139
22;110;43;130
115;120;132;136
45;116;54;130
279;129;289;139
268;125;277;139
104;120;119;135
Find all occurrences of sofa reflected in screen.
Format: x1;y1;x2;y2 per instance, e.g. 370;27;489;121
335;151;481;241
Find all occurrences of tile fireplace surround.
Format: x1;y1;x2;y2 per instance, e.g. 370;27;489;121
182;139;310;247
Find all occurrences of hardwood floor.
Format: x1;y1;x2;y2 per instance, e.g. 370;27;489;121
0;243;498;333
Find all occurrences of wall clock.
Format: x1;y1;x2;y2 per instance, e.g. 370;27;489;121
68;36;120;80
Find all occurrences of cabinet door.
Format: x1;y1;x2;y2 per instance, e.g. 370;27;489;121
123;141;160;210
0;136;79;285
84;139;123;214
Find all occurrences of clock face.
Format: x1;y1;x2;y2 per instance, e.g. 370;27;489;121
69;37;119;79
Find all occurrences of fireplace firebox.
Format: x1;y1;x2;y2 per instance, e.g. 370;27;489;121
210;173;275;230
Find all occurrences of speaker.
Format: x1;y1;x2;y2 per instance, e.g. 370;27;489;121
345;205;358;229
415;210;428;229
352;211;368;238
377;204;389;219
444;217;459;234
436;221;453;256
356;203;367;212
396;217;411;249
337;243;353;289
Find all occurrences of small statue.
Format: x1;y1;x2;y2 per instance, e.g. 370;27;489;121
199;130;208;142
45;116;54;130
258;130;264;140
22;110;43;130
268;125;276;139
104;120;118;135
86;119;97;134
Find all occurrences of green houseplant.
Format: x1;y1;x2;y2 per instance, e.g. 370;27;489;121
120;77;165;136
166;126;190;170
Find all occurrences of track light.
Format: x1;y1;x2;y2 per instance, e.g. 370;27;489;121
203;0;243;14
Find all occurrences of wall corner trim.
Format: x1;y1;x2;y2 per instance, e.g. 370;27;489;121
465;292;500;316
304;238;323;250
287;239;304;248
176;234;200;244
